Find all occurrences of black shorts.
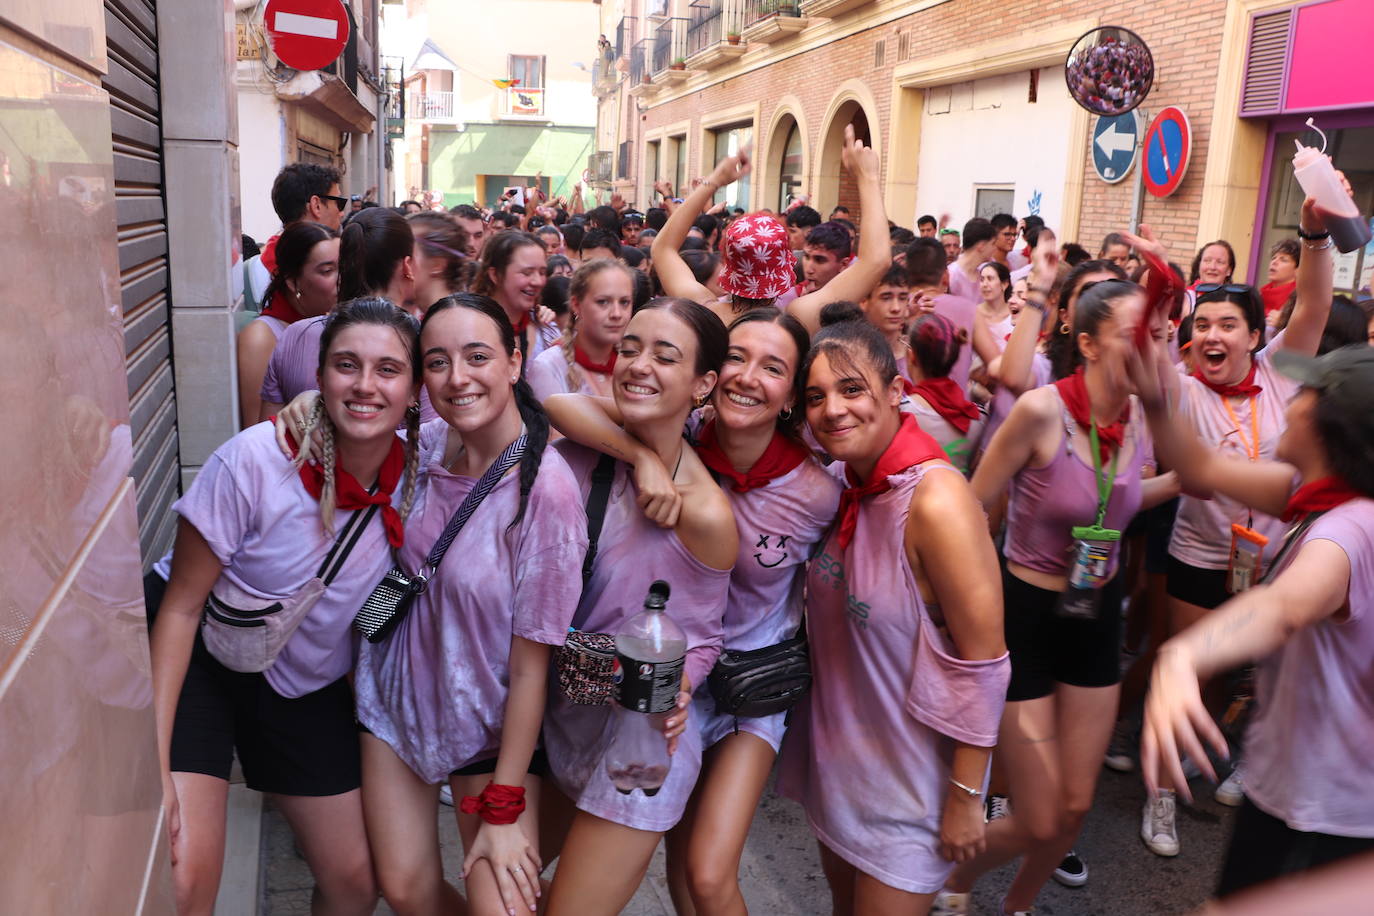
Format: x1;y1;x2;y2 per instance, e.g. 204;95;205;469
1145;498;1179;575
1217;799;1374;898
146;571;361;797
1003;565;1124;702
1166;554;1231;610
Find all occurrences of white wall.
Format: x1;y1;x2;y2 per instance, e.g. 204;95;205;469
236;67;288;243
915;67;1073;231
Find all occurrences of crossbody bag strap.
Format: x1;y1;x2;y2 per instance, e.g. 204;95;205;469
581;453;618;588
1258;510;1326;586
419;434;528;577
316;503;382;586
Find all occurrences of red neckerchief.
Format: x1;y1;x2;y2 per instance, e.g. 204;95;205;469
258;234;306;324
573;344;616;376
1191;361;1263;399
510;309;531;336
836;414;945;549
1261;280;1295;316
1054;369;1129;464
694;420;809;494
912;377;981;434
1281;476;1363;522
285;424;406;547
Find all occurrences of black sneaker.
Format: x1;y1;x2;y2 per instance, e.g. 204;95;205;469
1052;850;1088;888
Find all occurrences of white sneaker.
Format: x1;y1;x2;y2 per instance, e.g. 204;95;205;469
1215;766;1244;807
1104;720;1136;772
439;784;454;806
1052;850;1088;887
1141;790;1180;857
931;890;970;916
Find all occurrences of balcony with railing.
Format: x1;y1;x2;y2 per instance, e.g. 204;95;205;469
650;17;691;82
685;0;748;68
627;40;652;95
407;89;457;122
741;0;808;43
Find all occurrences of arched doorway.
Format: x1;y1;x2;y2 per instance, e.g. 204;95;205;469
771;116;804;211
817;95;875;218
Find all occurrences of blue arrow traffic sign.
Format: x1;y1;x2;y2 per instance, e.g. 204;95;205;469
1092;111;1141;184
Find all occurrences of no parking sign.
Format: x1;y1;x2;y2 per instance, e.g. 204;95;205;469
1142;106;1191;198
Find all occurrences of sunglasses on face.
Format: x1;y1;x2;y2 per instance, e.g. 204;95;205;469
320;194;348;212
1195;283;1252;295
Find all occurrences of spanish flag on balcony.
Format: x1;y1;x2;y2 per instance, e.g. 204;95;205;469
491;77;521;89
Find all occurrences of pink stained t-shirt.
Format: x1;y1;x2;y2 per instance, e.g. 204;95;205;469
543;441;731;833
353;420;587;784
696;459;842;753
982;351;1053;451
932;293;978;392
171;422;399;699
778;463;1010;894
526;345;614;404
901;396;986;476
1243;499;1374;837
947;261;980;303
1169;341;1299;570
1002;388;1152;579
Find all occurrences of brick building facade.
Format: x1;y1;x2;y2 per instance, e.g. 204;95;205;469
594;0;1373;293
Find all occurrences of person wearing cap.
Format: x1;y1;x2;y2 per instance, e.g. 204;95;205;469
1129;340;1374;900
621;211;645;247
650;124;890;336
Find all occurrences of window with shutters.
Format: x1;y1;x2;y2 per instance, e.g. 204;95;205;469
1240;9;1293;117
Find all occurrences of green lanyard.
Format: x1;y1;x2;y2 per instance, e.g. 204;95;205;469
1087;420;1121;530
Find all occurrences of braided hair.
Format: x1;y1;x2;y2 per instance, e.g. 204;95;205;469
294;297;422;536
420;293;549;529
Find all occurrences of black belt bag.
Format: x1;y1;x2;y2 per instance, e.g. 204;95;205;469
707;629;811;719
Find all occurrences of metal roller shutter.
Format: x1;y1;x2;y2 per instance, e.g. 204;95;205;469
103;0;180;569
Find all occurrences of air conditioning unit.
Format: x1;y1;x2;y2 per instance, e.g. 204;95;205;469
589;151;614;184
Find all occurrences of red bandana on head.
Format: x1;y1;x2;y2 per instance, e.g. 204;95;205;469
912;378;981;435
573;345;616;376
694;420;810;494
836;413;945;550
284;424;406;548
1192;361;1263;399
1054;369;1129;464
1281;476;1363;522
258;234;307;324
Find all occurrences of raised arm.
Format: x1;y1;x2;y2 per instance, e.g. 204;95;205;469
995;232;1058;396
1279;195;1339;356
543;393;682;527
969;388;1051;512
790;125;887;335
1141;536;1351;798
651;151;749;303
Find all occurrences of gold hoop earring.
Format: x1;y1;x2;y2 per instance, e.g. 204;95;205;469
779;407;793;421
1058;322;1071;336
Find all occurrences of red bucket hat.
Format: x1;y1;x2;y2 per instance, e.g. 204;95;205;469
718;214;795;300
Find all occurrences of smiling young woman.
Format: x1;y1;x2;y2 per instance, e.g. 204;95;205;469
544;306;843;915
350;292;587;916
775;307;1009;915
474;231;560;370
148;299;421;916
540;298;738;916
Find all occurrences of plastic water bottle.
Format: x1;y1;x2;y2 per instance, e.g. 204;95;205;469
604;581;685;796
1292;119;1372;254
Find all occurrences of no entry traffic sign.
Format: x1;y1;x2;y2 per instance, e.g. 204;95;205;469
264;0;350;72
1142;106;1191;198
1092;111;1141;184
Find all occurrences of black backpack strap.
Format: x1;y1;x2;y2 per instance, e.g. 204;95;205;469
582;453;618;588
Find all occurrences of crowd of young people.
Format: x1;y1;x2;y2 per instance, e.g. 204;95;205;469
151;131;1374;916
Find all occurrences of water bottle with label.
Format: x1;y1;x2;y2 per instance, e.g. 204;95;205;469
1292;118;1372;254
604;580;685;796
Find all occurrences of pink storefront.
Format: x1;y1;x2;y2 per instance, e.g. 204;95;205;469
1242;0;1374;296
